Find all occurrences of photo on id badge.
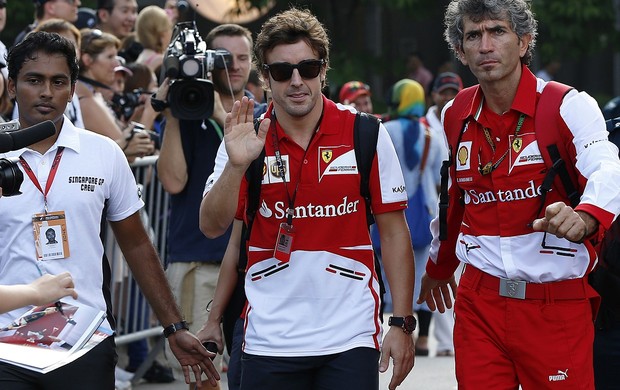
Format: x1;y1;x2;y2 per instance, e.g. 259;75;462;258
33;211;70;260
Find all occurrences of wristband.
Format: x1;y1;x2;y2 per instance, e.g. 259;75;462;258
150;93;169;112
163;320;189;338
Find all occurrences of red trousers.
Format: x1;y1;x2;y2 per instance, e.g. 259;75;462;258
454;266;599;390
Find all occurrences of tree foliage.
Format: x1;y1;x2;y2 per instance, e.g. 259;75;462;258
531;0;618;61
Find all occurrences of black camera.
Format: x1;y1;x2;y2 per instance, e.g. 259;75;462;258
111;88;145;122
0;120;56;196
0;157;23;197
162;21;232;120
130;122;161;150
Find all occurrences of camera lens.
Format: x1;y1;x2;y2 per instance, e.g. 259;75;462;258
0;158;24;196
168;79;214;120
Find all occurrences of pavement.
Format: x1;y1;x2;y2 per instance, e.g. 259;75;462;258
131;317;458;390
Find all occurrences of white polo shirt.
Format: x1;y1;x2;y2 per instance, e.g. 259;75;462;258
0;117;143;328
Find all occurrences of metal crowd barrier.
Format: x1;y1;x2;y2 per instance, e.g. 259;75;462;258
102;155;171;381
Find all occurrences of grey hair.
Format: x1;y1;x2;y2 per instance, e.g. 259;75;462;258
444;0;537;65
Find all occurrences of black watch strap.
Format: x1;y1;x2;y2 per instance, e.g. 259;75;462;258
150;93;169;112
388;315;416;334
163;320;189;338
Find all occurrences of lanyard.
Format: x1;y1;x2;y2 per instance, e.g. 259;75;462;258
271;112;322;225
19;147;65;213
479;113;525;175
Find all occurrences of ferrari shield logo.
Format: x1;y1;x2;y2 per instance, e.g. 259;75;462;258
512;137;523;153
322;150;333;164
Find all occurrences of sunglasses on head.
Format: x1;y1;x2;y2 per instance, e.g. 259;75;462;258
263;59;324;82
0;0;6;9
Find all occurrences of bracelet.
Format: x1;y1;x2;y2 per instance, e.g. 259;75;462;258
163;320;189;338
150;93;169;112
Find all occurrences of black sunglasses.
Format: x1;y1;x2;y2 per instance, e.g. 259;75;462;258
0;1;6;9
263;59;324;82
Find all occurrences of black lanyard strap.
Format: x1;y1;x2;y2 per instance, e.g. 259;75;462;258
270;111;323;225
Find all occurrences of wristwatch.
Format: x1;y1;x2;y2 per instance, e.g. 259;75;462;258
150;93;169;112
388;315;417;334
163;321;189;338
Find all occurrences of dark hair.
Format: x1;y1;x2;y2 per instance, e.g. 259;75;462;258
254;8;330;87
97;0;115;11
444;0;537;65
7;31;79;85
96;0;115;22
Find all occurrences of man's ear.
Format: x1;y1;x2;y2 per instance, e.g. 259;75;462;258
7;77;16;101
518;34;532;60
261;70;271;91
96;9;110;24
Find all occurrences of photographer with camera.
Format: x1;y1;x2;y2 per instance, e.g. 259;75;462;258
122;62;161;136
75;28;155;161
155;22;266;389
0;31;220;388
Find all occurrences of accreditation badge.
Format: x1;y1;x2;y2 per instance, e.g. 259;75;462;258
273;222;295;263
33;211;70;261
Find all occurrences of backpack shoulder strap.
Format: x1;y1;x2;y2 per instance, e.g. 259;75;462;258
241;119;266;270
245;120;266;228
438;85;477;240
353;112;386;317
535;81;580;211
354;112;380;227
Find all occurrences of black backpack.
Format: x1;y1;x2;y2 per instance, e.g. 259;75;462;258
220;112;383;352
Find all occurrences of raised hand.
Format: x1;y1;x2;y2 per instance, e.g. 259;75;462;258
223;96;270;170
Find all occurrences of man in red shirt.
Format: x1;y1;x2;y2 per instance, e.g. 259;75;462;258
419;0;620;388
200;7;415;390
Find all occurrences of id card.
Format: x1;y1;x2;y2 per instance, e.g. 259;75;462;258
274;222;295;263
33;211;70;261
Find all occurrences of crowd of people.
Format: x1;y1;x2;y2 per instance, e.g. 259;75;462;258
0;0;619;390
